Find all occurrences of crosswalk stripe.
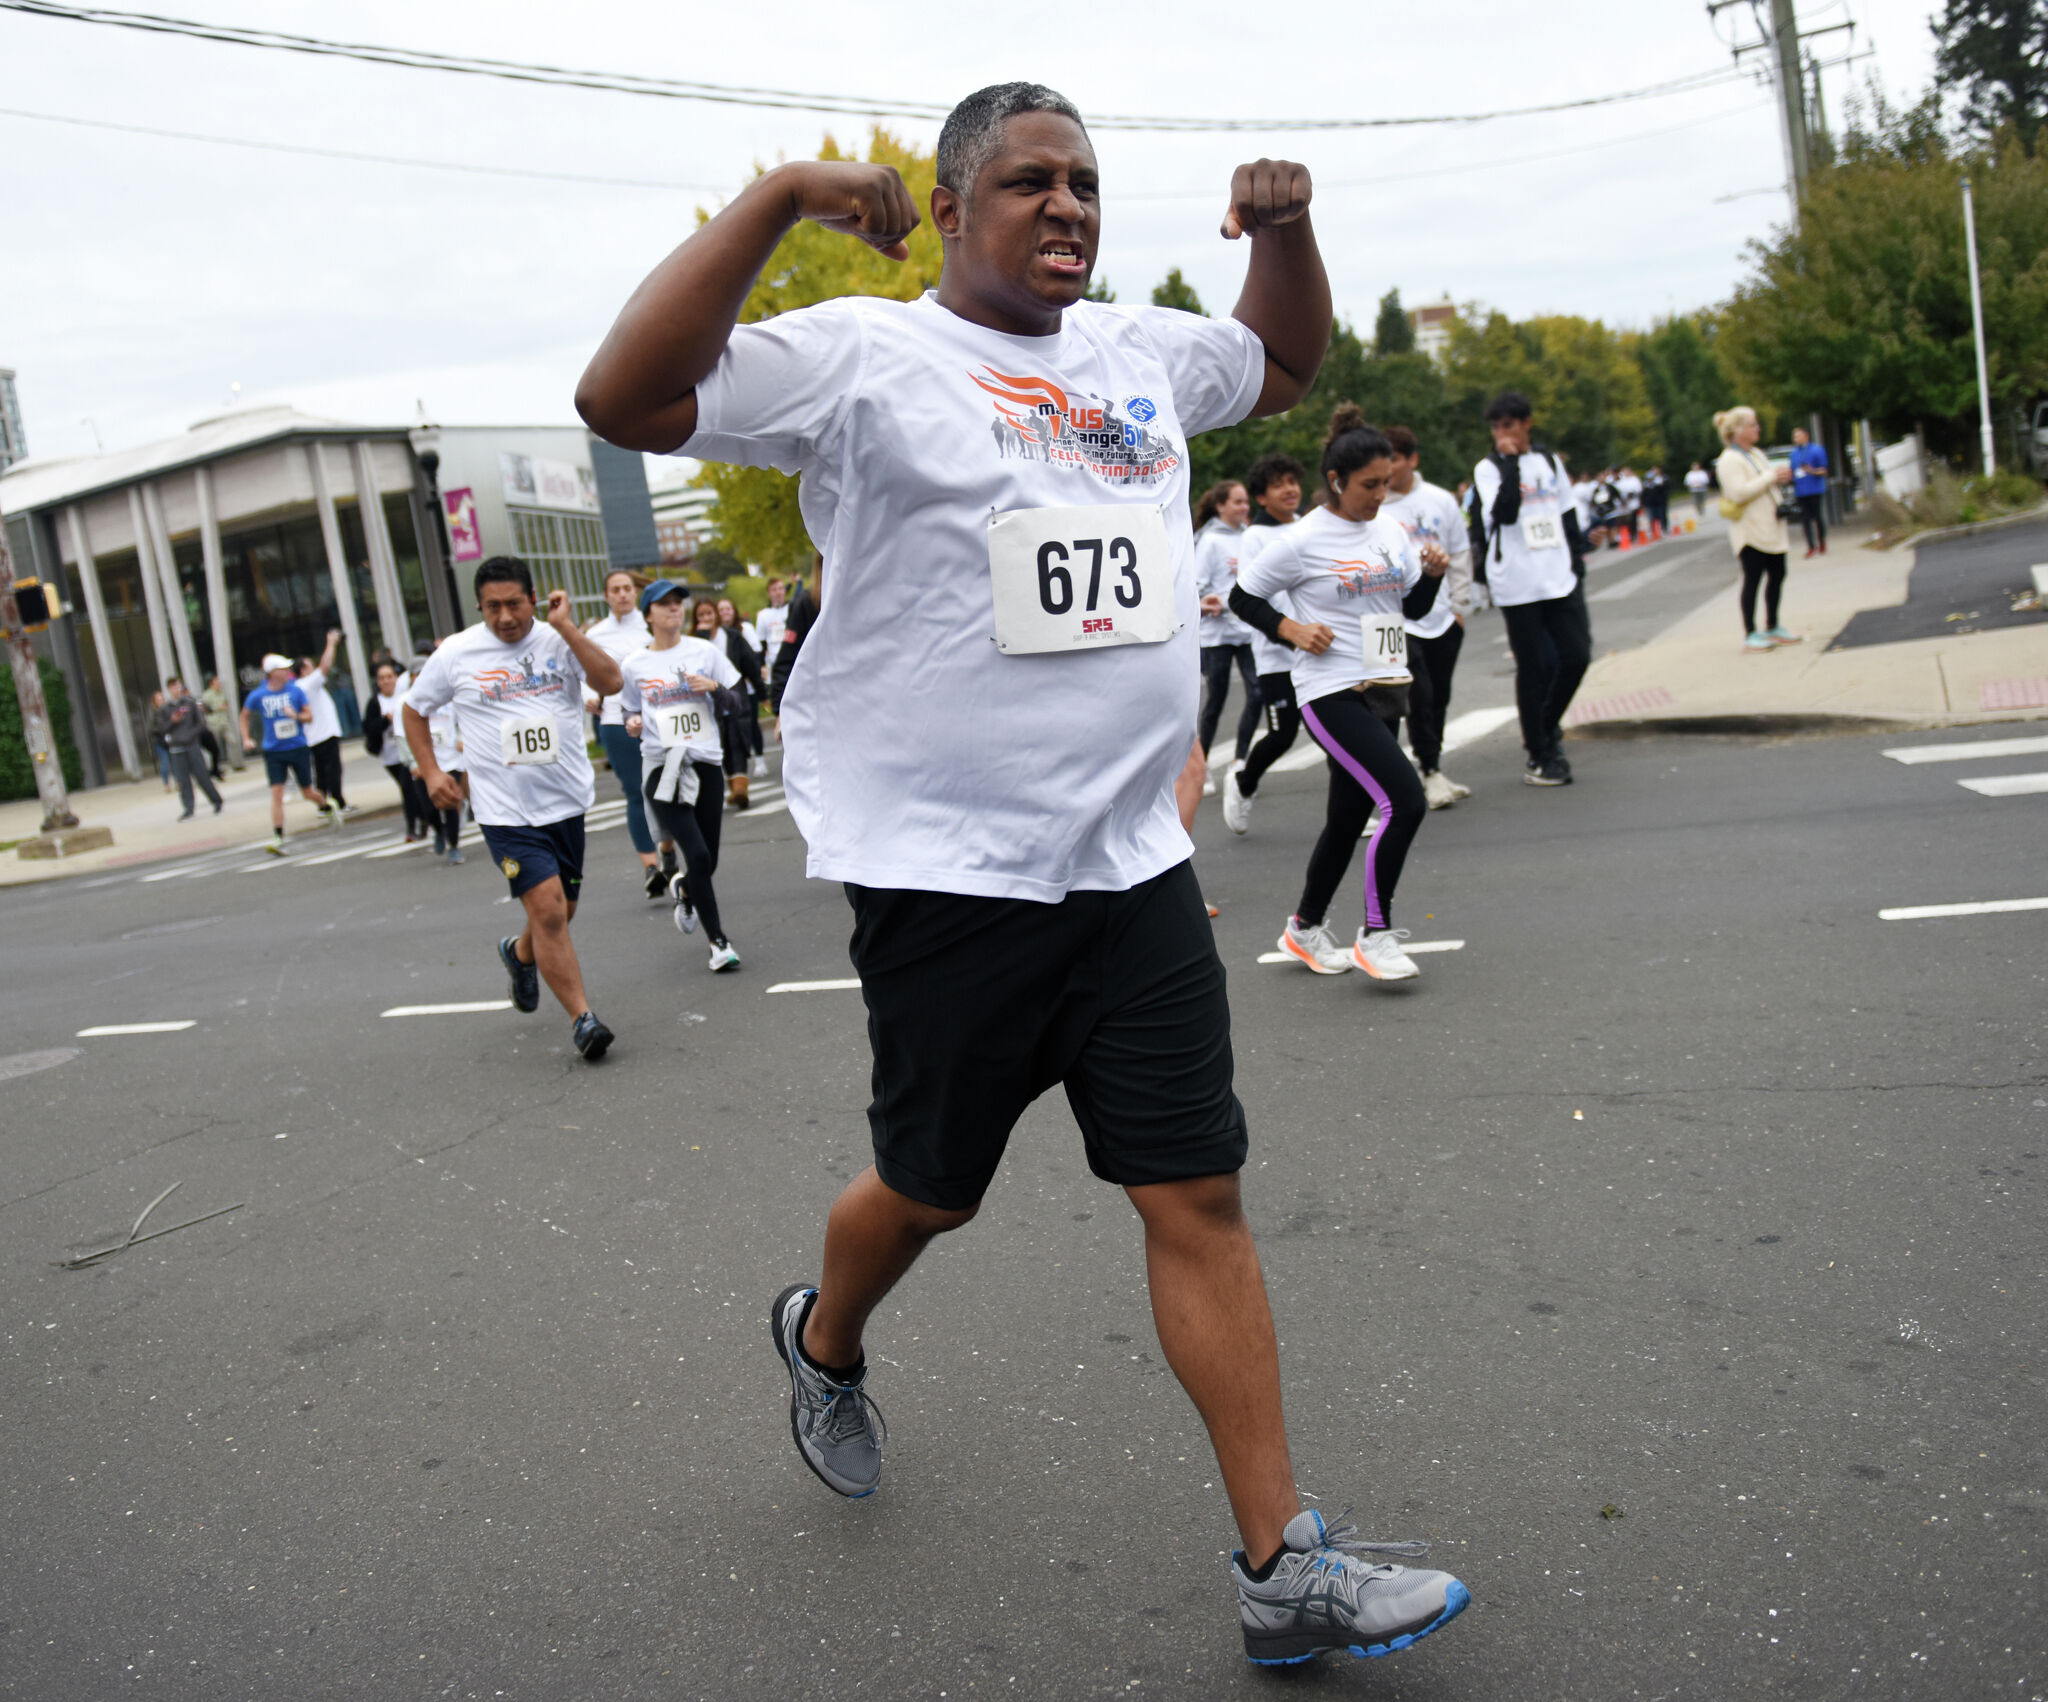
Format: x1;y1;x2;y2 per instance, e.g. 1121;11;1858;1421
1879;896;2048;920
365;839;434;859
766;978;862;994
77;1021;197;1036
1883;736;2048;764
379;1000;514;1017
1958;771;2048;797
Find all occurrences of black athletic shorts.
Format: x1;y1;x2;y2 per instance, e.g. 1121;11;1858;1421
478;816;586;901
845;860;1247;1211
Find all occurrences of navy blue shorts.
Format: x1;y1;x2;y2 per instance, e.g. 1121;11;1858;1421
479;817;586;902
263;747;313;789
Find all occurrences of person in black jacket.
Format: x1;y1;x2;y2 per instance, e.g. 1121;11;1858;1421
695;598;764;809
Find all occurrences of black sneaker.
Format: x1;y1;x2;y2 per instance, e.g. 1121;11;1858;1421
572;1011;614;1061
1523;757;1572;787
498;937;539;1012
644;864;668;900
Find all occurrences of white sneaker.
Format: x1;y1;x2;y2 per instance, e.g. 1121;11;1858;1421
1421;770;1458;811
670;873;697;934
1278;917;1353;975
1222;770;1253;835
707;939;740;973
1352;928;1421;981
1443;771;1471;801
1202;776;1217;798
749;755;769;777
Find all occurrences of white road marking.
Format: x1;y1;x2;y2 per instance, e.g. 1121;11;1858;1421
297;839;402;865
365;839;434;859
379;1000;515;1017
1879;896;2048;921
1957;772;2048;797
1257;939;1465;964
77;1021;197;1036
1883;736;2048;764
1589;556;1691;601
741;798;790;818
766;978;862;994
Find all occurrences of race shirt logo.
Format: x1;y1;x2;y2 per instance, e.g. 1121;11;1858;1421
973;369;1181;486
1325;546;1408;598
637;664;705;709
472;647;571;705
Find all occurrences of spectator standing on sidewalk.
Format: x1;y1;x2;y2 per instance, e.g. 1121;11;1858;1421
1789;427;1829;557
201;674;241;773
1684;461;1711;516
1714;407;1801;651
162;680;223;819
145;690;173;791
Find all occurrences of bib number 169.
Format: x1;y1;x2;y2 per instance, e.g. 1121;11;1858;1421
1035;537;1142;616
501;719;558;766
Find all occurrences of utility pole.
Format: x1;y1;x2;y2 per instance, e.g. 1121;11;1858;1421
1770;0;1811;211
1961;177;1997;476
0;490;106;854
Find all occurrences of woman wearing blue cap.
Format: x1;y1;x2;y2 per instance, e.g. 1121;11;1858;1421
617;578;746;971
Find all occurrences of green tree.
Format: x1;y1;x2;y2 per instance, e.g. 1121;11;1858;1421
1630;315;1737;470
1083;276;1118;303
1716;110;2048;464
692;129;944;570
1374;289;1415;355
1150;267;1207;315
1444;311;1660;471
1932;0;2048;148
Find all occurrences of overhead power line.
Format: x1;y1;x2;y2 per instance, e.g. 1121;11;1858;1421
1;0;1747;132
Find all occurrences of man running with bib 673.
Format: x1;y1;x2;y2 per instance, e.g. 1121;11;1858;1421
577;82;1469;1667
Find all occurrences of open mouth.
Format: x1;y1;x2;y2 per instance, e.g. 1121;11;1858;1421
1038;240;1088;276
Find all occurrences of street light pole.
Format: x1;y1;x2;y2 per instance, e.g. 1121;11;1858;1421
1960;176;1997;476
0;490;85;836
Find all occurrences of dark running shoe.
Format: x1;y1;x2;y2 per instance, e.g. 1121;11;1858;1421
645;864;668;900
1523;758;1572;787
498;936;539;1013
1235;1508;1469;1665
572;1011;614;1061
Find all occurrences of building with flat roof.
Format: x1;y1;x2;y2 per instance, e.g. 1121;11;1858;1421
1408;298;1458;363
0;406;656;788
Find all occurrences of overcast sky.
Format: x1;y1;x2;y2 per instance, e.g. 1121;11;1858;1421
1;0;1938;471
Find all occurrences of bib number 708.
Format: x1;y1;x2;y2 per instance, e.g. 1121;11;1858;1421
1035;537;1143;616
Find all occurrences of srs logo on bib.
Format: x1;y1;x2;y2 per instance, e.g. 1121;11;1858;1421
972;369;1181;486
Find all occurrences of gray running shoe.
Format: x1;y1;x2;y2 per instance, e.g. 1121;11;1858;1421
1234;1508;1469;1665
769;1284;884;1498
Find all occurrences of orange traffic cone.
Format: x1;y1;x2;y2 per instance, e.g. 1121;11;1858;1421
1616;526;1633;552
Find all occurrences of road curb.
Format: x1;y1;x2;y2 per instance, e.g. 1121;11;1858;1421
1566;709;2048;740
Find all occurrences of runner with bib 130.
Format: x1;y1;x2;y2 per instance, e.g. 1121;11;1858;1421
403;556;624;1062
1233;406;1446;981
574;80;1469;1670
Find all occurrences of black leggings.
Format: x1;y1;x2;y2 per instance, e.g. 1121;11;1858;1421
644;761;728;944
1295;689;1427;934
1738;546;1788;634
1404;623;1465;773
1237;672;1299;795
1500;583;1593;764
310;736;347;807
1198;644;1261;760
384;762;431;838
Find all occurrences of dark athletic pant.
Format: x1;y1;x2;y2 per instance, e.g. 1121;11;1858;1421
1237;673;1299;796
1197;643;1261;761
1739;545;1788;634
644;762;728;944
1404;623;1465;774
1797;493;1827;551
598;722;657;856
169;747;221;814
1296;689;1427;934
1500;582;1593;765
309;736;347;807
383;762;431;838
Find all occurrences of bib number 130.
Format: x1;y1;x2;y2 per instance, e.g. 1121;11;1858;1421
987;504;1177;654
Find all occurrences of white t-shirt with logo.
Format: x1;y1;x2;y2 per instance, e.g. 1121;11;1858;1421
1239;524;1298;677
1470;451;1579;608
299;668;341;744
1379;478;1472;641
584;610;650;727
753;604;790;669
1192;520;1255;647
1235;507;1423;701
685;291;1265;901
617;636;742;768
406;620;593;827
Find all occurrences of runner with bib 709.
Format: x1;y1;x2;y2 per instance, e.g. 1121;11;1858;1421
575;81;1469;1669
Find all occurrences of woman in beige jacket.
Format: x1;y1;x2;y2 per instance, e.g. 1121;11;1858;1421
1714;407;1800;650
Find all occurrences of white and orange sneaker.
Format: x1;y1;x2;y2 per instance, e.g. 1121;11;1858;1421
1279;917;1353;975
1352;928;1420;981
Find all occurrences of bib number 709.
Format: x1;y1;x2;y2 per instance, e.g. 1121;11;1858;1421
1035;537;1143;616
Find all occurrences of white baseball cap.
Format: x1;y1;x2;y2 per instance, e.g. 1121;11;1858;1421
261;653;292;672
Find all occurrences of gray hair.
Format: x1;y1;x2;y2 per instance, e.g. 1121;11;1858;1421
936;82;1088;198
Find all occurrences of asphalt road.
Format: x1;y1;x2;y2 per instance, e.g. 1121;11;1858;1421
3;552;2043;1701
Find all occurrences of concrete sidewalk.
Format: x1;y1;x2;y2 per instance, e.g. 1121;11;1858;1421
1565;514;2048;734
0;747;405;887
